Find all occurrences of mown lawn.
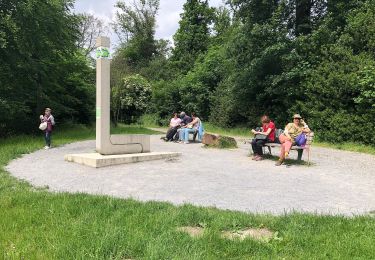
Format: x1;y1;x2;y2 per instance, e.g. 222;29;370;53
0;125;374;259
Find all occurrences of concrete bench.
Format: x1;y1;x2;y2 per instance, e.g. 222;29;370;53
263;132;314;164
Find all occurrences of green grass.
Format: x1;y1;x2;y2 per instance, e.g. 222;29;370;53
315;141;375;155
1;125;374;259
204;123;251;138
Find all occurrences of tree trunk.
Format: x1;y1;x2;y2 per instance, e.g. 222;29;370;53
296;0;312;36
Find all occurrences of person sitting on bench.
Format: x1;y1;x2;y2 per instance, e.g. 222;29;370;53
179;112;201;144
275;114;310;166
164;113;182;141
175;111;192;141
251;115;276;161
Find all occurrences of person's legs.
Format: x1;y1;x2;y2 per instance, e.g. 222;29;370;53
184;129;195;143
44;132;48;147
251;139;258;156
165;128;172;140
166;127;177;141
276;134;290;165
45;131;51;147
278;134;288;158
256;140;266;156
283;140;293;157
178;129;184;141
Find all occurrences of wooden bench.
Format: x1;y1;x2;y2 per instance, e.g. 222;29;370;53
263;131;314;165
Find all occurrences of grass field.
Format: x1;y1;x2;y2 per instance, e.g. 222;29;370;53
1;125;374;259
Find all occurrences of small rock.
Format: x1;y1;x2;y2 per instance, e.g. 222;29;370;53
222;228;274;241
177;226;204;238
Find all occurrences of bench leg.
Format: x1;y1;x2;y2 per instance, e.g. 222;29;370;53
307;148;311;165
268;146;272;155
297;150;303;161
193;132;197;142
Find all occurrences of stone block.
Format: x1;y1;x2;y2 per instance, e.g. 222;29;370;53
64;152;181;168
202;133;220;146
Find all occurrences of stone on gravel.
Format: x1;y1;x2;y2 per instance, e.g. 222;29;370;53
202;133;237;149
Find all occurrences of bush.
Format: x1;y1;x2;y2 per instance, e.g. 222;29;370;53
112;74;152;124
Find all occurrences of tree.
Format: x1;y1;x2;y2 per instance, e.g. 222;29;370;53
113;0;159;67
229;0;279;24
0;0;95;136
171;0;214;74
296;0;312;35
77;13;108;57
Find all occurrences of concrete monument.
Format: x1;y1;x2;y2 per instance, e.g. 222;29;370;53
65;36;180;167
95;36;150;155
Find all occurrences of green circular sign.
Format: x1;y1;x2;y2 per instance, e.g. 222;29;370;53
96;47;110;59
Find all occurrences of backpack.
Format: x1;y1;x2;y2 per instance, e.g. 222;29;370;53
274;129;284;144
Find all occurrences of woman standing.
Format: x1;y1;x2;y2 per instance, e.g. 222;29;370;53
40;108;55;149
275;114;310;166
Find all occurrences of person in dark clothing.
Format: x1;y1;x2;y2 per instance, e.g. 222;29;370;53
175;111;192;141
251;115;276;161
180;111;192;125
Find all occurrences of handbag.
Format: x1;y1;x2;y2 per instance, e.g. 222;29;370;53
39;122;47;131
254;134;268;140
295;133;307;146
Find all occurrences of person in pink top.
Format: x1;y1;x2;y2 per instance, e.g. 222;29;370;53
163;113;182;141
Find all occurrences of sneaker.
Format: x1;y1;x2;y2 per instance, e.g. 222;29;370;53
184;141;189;144
275;159;284;166
44;146;50;150
252;154;258;160
255;156;263;161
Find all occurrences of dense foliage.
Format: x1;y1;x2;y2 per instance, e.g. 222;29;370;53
0;0;95;136
112;74;152;125
1;0;374;145
114;0;374;145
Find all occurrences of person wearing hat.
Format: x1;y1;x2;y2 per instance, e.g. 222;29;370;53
275;114;310;166
39;108;55;149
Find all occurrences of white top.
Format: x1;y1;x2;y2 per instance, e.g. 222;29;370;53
170;118;182;128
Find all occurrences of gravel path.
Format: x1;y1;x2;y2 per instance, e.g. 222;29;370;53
6;135;375;216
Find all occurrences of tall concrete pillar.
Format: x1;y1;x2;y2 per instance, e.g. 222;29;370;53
96;37;111;153
95;36;150;155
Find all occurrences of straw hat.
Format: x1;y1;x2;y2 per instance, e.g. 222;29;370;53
293;114;302;119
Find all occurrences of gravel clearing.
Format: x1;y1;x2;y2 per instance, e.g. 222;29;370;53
6;135;375;216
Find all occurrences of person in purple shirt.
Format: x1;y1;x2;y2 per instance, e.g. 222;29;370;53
180;111;192;125
175;111;192;141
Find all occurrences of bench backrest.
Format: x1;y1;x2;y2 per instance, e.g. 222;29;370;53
275;128;314;147
260;127;314;146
